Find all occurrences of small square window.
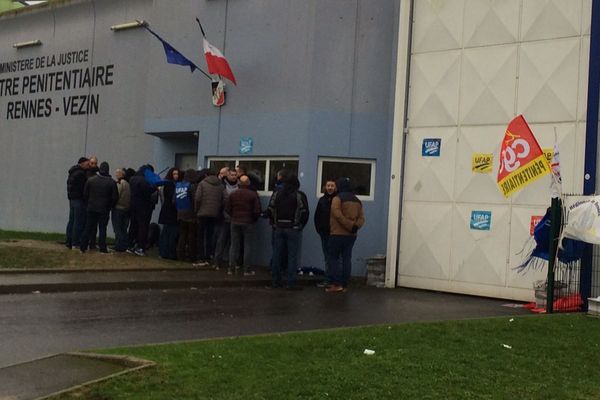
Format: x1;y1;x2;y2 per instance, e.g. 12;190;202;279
207;157;299;195
317;157;376;200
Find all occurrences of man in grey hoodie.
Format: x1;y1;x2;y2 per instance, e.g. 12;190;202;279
213;169;239;269
195;169;224;263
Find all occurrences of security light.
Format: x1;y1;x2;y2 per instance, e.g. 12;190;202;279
12;39;42;49
110;20;147;31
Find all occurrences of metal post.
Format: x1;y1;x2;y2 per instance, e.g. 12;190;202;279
546;197;561;313
580;0;600;312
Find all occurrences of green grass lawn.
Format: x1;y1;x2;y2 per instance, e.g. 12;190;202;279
55;314;600;400
0;229;66;242
0;230;188;269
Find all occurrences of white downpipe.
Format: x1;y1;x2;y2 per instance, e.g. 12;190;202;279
385;0;413;288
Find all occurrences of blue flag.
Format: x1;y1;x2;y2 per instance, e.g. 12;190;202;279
144;26;199;72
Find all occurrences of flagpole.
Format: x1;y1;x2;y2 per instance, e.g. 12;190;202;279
139;21;213;81
195;17;206;38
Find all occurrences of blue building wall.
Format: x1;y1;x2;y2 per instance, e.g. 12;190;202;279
145;0;399;274
0;0;398;277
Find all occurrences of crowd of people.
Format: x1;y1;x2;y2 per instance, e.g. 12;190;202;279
65;156;365;292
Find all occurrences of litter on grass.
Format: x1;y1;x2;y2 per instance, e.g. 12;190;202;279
363;349;375;355
502;344;512;349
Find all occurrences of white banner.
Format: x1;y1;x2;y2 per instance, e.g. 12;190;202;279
563;195;600;245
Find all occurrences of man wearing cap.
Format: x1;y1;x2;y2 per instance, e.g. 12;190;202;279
66;157;90;249
80;162;118;253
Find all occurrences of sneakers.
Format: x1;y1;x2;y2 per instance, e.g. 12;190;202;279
227;267;233;275
126;248;135;254
325;285;346;293
134;248;146;257
316;281;330;288
192;261;210;268
243;270;256;276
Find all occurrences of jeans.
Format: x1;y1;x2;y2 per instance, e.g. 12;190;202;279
128;207;152;250
66;199;86;247
319;233;331;281
111;209;129;251
80;210;109;252
229;223;254;270
177;220;197;262
272;228;301;287
327;235;357;287
159;223;178;260
197;217;217;261
213;221;231;267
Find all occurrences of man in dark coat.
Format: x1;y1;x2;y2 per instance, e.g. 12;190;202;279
128;165;157;256
158;168;180;260
80;162;118;253
225;175;261;275
65;157;89;249
195;169;224;263
314;179;337;286
267;174;309;290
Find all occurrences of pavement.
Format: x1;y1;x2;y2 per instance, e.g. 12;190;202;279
0;266;316;294
0;268;532;400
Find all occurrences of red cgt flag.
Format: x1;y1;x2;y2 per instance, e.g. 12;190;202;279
497;115;550;198
203;38;237;85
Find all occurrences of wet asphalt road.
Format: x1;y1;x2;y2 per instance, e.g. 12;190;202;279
0;286;529;368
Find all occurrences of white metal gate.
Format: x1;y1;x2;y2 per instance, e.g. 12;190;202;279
397;0;591;300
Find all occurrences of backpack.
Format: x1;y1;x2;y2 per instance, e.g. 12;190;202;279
175;181;193;211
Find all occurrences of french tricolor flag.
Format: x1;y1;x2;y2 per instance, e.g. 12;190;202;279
203;38;237;86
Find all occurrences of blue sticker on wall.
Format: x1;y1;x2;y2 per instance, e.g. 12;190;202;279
470;211;492;231
240;137;253;155
422;138;441;157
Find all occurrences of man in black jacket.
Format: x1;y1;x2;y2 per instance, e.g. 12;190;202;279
66;157;90;249
80;162;118;253
267;174;309;290
314;179;337;286
127;165;157;256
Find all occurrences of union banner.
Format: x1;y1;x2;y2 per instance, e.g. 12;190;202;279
497;115;550;198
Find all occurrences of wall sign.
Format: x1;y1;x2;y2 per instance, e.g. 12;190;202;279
422;138;441;157
472;153;493;173
0;49;115;120
239;137;253;155
470;211;492;231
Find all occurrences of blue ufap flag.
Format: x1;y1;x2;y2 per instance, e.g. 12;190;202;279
144;26;199;72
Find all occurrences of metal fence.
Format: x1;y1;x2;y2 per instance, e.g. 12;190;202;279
592;247;600;298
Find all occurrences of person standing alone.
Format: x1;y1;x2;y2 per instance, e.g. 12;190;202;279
326;177;365;293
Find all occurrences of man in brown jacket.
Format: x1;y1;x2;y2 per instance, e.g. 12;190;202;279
225;175;261;275
326;177;365;292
